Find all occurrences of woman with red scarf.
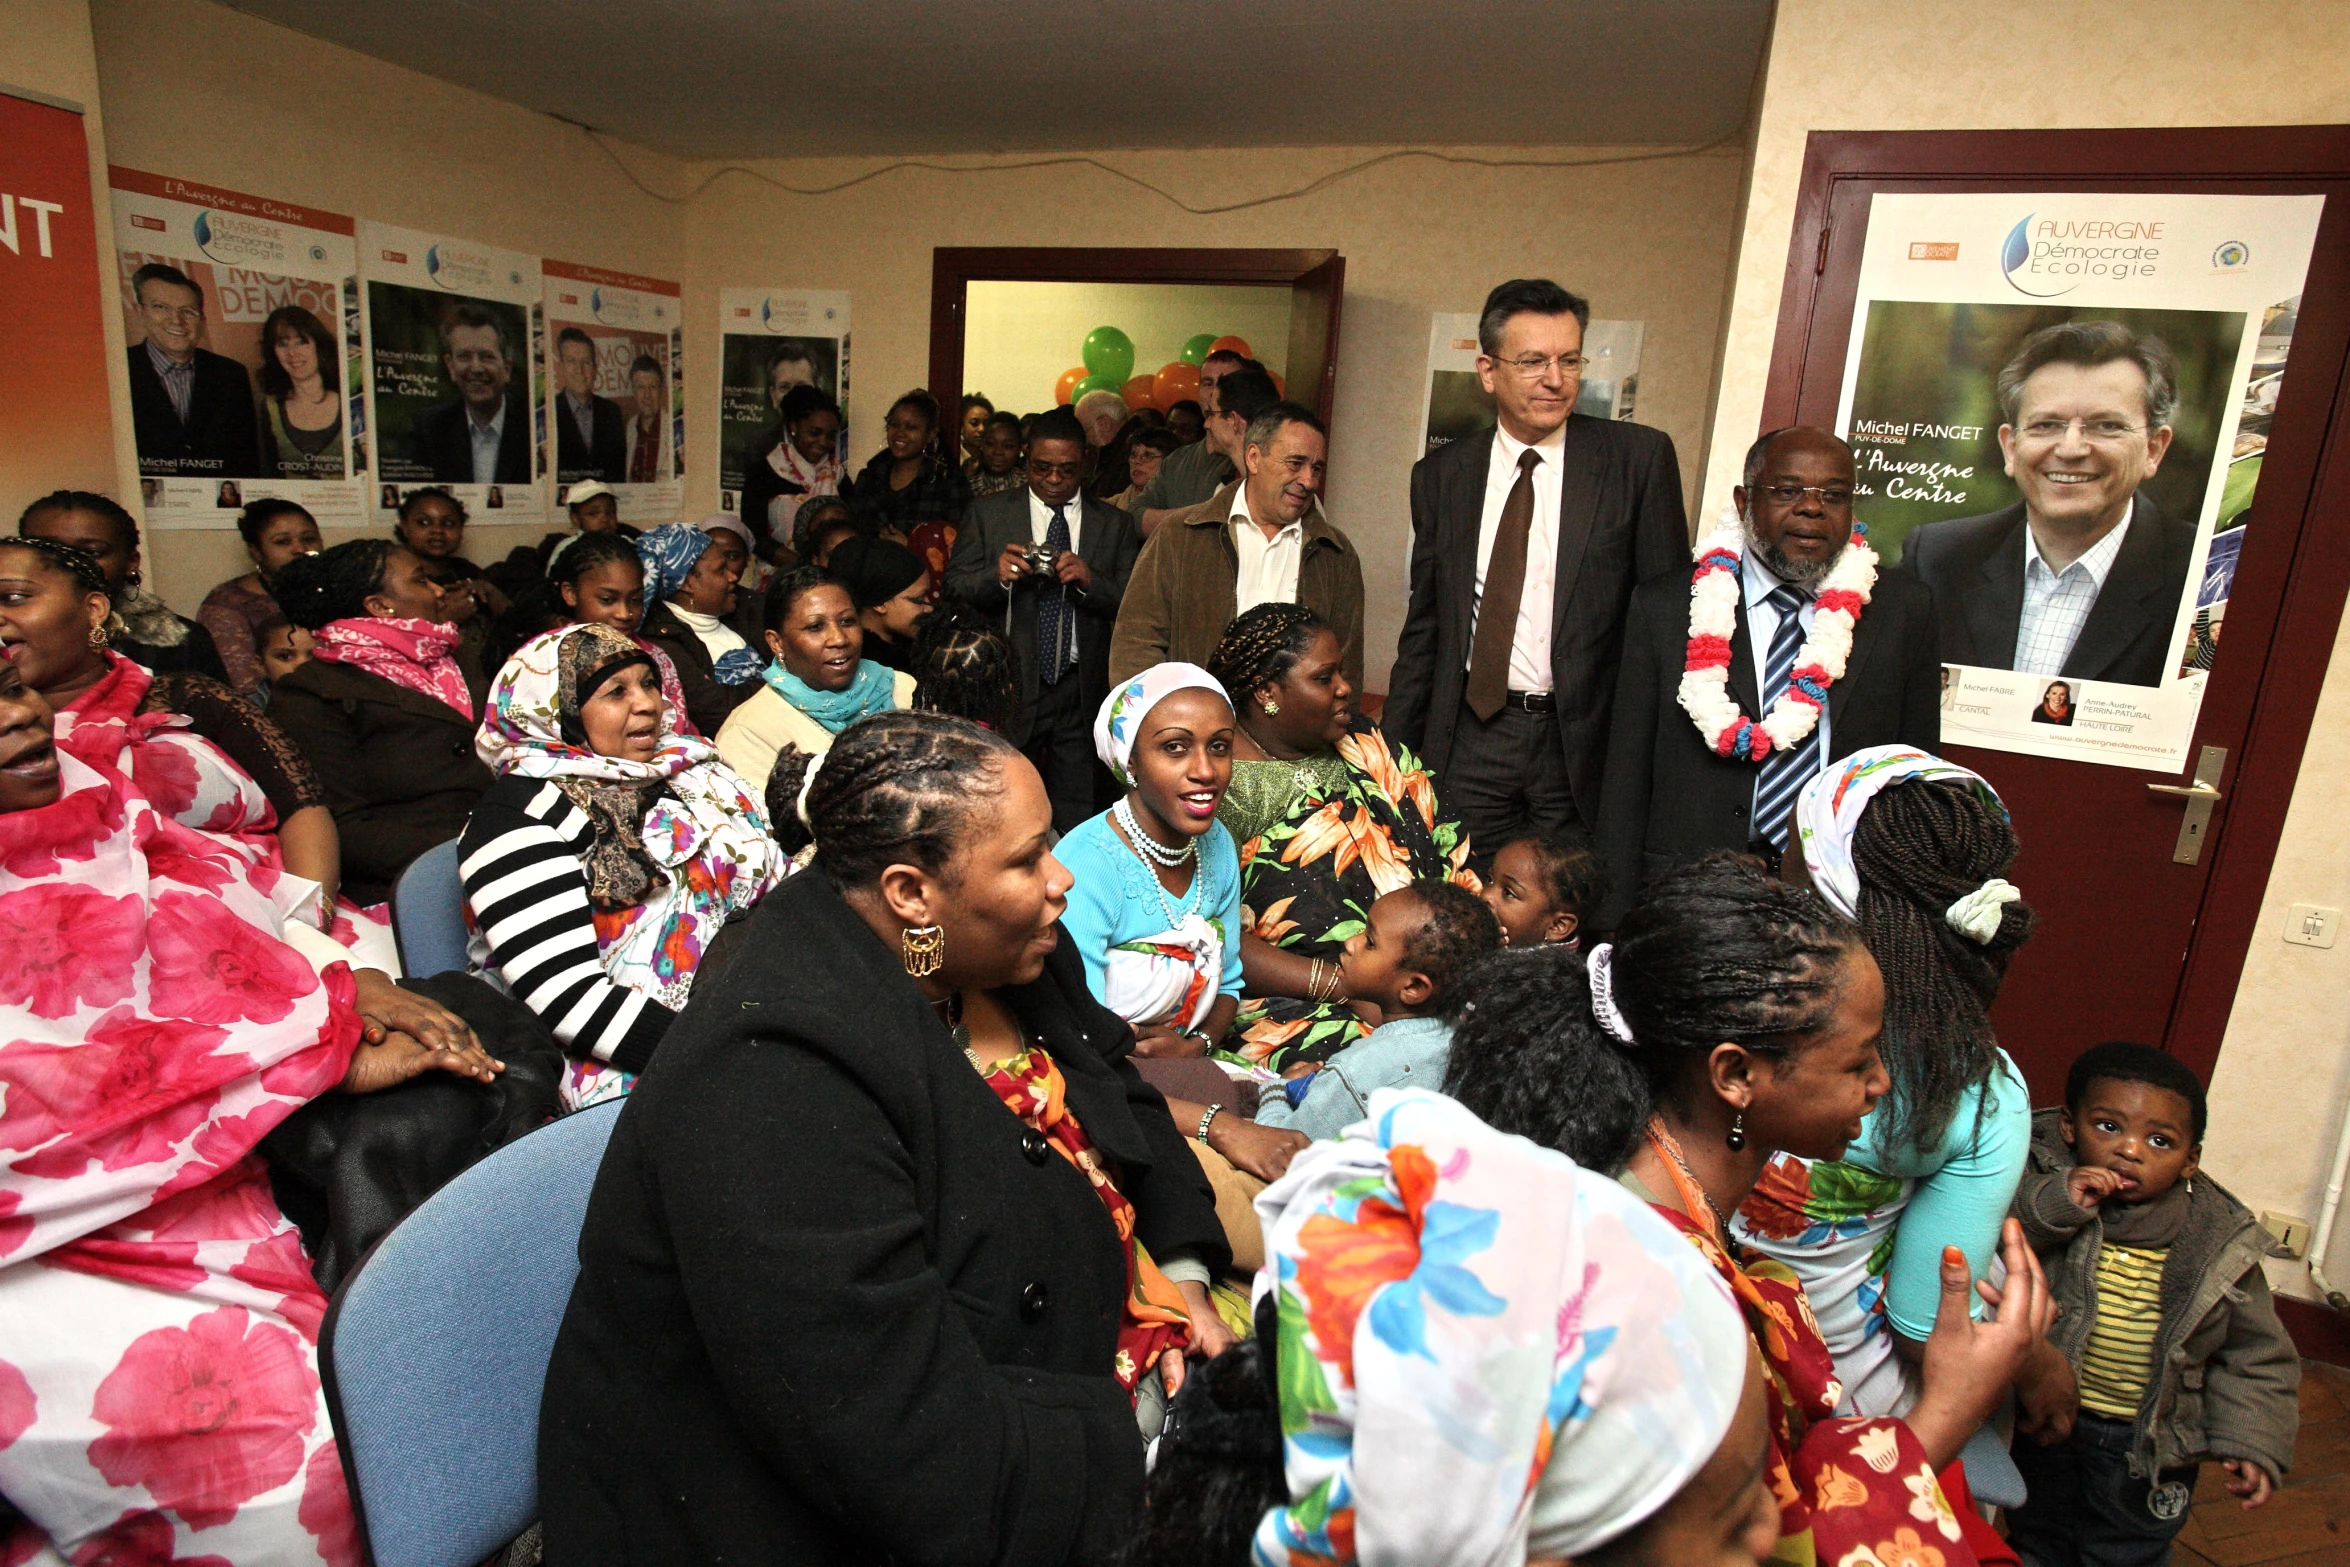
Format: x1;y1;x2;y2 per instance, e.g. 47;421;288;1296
268;540;493;904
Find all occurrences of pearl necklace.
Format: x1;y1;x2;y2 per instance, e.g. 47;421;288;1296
1113;795;1196;869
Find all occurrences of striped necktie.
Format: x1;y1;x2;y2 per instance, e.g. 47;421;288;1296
1751;583;1819;850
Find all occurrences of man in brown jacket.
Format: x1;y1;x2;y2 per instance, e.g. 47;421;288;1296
1108;400;1364;685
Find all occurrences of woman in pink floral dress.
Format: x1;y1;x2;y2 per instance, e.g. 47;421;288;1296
0;659;500;1566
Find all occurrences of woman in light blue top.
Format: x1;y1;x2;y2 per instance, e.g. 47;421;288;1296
1057;663;1244;1056
1732;745;2046;1422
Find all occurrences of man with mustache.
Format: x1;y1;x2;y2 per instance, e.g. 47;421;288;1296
1594;426;1942;925
1898;320;2194;689
1107;390;1363;686
411;303;533;485
123;263;262;478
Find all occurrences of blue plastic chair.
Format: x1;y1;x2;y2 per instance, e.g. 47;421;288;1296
320;1100;623;1567
391;838;469;977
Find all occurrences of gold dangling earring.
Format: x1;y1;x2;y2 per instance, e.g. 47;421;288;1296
901;923;945;978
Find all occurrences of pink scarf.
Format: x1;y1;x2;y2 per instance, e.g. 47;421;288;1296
311;616;474;719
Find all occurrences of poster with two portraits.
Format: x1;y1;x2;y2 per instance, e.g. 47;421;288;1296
1835;192;2321;770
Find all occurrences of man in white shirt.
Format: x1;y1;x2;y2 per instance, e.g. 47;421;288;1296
412;304;532;486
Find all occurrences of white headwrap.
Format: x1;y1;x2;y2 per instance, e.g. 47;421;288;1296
1252;1088;1750;1565
1794;743;2020;943
1092;662;1230;788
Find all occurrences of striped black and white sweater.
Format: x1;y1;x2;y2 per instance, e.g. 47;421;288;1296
459;773;675;1073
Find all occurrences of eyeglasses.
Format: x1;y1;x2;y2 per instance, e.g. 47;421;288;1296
1759;483;1855;508
1487;353;1591;381
2017;417;2147;445
1026;459;1083;479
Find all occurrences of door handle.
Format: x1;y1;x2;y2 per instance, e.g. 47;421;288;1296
2148;744;2226;865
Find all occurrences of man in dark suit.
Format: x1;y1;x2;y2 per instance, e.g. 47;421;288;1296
1595;427;1942;925
1896;321;2192;688
944;407;1141;832
123;263;261;477
1384;278;1690;859
553;326;628;485
411;303;533;485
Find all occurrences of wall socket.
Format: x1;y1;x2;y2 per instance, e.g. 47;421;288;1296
2261;1211;2313;1258
2284;904;2341;948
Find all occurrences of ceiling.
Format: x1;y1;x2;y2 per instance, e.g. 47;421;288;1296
218;0;1774;161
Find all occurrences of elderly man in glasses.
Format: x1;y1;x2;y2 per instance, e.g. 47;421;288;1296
1384;278;1691;870
1898;320;2196;690
1593;425;1943;925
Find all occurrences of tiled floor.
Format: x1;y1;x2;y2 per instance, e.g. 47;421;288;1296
2173;1361;2350;1565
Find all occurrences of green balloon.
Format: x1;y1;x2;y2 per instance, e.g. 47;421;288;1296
1179;333;1217;367
1069;374;1121;405
1081;325;1135;384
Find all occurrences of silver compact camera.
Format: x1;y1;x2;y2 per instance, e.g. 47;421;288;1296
1023;544;1062;574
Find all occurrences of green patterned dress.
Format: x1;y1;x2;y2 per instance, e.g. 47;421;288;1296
1214;726;1474;1071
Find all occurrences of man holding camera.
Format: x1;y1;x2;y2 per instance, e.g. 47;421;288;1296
944;405;1141;830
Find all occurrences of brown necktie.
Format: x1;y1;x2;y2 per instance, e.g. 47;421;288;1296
1466;447;1542;721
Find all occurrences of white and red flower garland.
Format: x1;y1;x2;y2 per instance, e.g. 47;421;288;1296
1676;512;1877;760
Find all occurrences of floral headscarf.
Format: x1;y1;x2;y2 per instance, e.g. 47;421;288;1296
1252;1087;1750;1565
1794;744;2011;921
478;624;784;1006
634;521;711;608
1092;662;1228;788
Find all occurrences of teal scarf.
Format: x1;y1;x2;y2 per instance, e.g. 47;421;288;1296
762;656;895;734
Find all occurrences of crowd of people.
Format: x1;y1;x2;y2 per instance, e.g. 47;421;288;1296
0;277;2299;1567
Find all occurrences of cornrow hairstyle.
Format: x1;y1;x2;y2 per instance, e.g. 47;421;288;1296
1442;945;1651;1174
1207;601;1324;703
911;604;1019;731
396;486;468;527
0;535;110;597
19;489;139;552
763;563;846;635
764;711;1018;890
1507;828;1607;928
236;497;315;548
550;529;643;592
2064;1040;2207;1142
273;539;395;629
1609;853;1864;1112
1850;778;2036;1153
1394;878;1503;1019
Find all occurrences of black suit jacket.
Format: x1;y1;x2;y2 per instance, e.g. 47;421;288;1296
539;867;1225;1567
1594;563;1943;926
942;487;1141;748
125;344;261;477
555;392;629;485
1383;416;1690;815
411;396;534;485
1894;494;2193;688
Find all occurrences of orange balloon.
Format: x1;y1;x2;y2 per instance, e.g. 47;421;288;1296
1209;335;1253;359
1153;361;1201;408
1054;366;1087;406
1121;373;1159;412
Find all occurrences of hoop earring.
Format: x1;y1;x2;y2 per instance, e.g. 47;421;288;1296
901;924;945;979
1261;700;1280;716
1726;1111;1746;1152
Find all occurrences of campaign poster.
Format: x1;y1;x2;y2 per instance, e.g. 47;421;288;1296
1417;312;1644;457
717;287;850;512
361;221;543;522
110;167;364;527
0;92;115;526
543;259;682;520
1833;192;2323;770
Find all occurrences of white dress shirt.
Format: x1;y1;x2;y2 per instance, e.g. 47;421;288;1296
468;403;507;485
1469;422;1567;692
2014;507;2133;677
1742;549;1831;760
1229;489;1303;615
1027;487;1085;553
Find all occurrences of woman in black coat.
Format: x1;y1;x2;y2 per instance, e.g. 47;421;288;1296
539;711;1231;1566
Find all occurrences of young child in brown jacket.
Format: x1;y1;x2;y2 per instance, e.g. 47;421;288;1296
2005;1041;2299;1566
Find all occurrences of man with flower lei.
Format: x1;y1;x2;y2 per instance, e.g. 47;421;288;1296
1595;427;1943;925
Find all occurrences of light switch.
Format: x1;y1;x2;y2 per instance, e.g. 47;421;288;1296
2284;903;2341;949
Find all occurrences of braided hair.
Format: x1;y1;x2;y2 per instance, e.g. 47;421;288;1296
766;711;1019;890
1207;602;1324;704
19;490;138;554
0;535;110;597
1443;854;1862;1171
273;539;396;629
1849;778;2035;1153
550;530;642;592
1394;879;1502;1019
910;604;1018;731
